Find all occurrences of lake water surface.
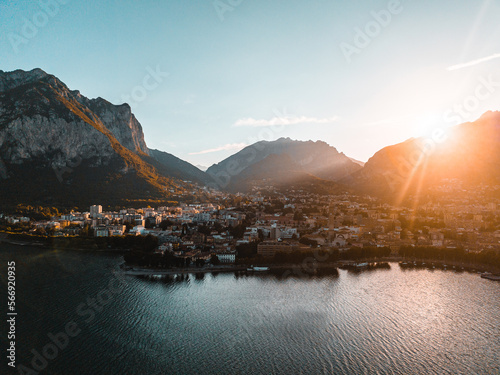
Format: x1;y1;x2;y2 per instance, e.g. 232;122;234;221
1;245;499;375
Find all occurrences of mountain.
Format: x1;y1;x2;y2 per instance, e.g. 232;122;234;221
206;137;362;192
348;157;365;167
4;68;498;207
344;111;500;202
220;153;347;194
0;68;207;208
224;153;313;192
149;148;212;185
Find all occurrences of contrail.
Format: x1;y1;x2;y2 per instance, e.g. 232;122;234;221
447;53;500;71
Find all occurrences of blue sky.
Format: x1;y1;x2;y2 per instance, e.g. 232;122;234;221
1;0;500;167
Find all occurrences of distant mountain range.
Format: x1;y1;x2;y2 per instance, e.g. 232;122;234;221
344;111;500;202
0;68;208;208
0;68;498;208
206;138;362;192
148;148;213;185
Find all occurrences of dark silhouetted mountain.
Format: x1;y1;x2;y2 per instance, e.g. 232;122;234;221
4;69;498;207
344;111;500;203
206;137;362;192
149;148;212;185
0;68;206;208
224;153;348;194
348;157;365;167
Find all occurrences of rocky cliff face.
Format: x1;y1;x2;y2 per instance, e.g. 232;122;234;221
0;68;148;170
86;99;149;156
0;68;200;208
0;68;48;92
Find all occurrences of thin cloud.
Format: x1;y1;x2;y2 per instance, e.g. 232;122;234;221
360;115;416;127
447;53;500;71
189;143;247;155
233;115;339;127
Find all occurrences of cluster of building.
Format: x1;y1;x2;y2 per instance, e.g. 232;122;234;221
2;180;500;264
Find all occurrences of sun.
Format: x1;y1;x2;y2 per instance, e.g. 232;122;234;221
411;113;444;138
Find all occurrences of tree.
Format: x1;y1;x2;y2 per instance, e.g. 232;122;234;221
197;224;212;236
214;222;224;233
159;219;174;230
228;223;246;239
293;211;305;221
257;229;265;241
210;254;220;265
299;237;318;247
80;224;91;237
195;258;205;267
264;206;274;214
145;217;157;229
236;242;258;258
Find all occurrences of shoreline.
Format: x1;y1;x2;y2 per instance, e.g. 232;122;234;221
2;234;499;276
122;259;500;279
0;235;129;253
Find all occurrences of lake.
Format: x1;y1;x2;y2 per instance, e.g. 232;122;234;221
1;245;499;375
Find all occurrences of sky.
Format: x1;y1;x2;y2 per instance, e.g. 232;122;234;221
1;0;500;168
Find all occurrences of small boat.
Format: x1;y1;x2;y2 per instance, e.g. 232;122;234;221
247;265;270;272
355;262;369;269
480;273;500;281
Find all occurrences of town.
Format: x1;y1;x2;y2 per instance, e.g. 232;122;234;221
2;179;500;270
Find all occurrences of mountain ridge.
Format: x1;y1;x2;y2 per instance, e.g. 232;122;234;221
343;112;500;202
0;68;208;208
206;137;362;192
1;68;499;207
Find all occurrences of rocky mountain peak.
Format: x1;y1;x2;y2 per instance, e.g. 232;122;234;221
0;68;50;93
0;68;149;158
0;68;206;207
